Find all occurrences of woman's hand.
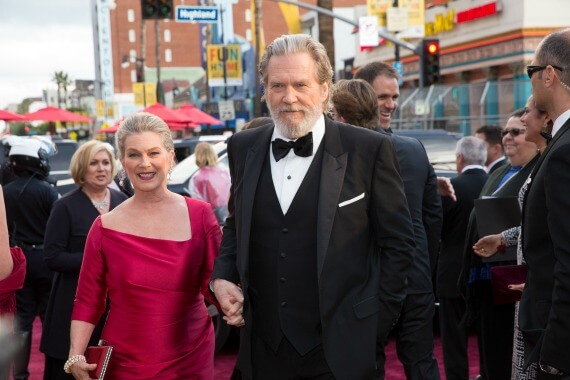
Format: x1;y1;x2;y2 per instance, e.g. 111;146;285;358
473;233;502;258
70;361;97;380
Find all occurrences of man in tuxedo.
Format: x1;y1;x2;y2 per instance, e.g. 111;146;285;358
438;136;488;380
520;28;570;377
211;34;415;380
475;125;506;173
354;62;443;379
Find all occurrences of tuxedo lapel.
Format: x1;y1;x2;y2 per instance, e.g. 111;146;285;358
317;120;347;280
240;125;274;275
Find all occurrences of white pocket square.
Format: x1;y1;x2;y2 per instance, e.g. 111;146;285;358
338;193;365;208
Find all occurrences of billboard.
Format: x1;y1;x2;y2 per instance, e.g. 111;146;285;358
207;44;243;87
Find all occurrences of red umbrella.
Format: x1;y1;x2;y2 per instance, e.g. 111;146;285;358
94;124;119;134
142;103;194;125
0;109;25;121
23;106;91;123
176;104;223;125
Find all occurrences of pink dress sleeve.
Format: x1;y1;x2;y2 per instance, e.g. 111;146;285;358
71;217;108;324
0;247;26;315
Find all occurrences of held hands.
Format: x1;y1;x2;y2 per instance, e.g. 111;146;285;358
508;283;525;292
473;233;502;258
70;361;97;380
212;279;245;327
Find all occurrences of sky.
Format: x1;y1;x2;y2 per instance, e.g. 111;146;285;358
0;0;95;110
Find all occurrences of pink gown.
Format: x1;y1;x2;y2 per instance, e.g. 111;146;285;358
72;198;221;379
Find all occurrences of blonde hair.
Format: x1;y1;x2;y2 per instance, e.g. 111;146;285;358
116;112;174;161
70;140;117;186
194;142;218;168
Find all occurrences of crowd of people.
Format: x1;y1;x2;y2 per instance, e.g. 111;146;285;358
1;28;569;380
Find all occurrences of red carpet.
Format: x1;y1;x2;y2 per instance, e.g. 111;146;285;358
26;317;479;379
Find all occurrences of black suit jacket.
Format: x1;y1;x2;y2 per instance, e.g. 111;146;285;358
212;118;415;380
438;168;488;298
40;188;127;358
488;156;507;174
390;134;442;293
520;118;570;372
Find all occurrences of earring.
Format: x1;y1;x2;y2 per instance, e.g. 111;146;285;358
118;169;126;187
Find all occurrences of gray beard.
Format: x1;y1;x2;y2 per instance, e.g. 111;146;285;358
269;104;322;140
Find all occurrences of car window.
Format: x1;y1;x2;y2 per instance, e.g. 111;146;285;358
51;142;78;172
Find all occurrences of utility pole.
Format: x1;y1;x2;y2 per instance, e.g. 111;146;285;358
254;0;262;117
155;19;164;104
393;0;400;62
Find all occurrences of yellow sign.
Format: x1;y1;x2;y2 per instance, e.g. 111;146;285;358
207;44;243;87
96;100;105;117
425;8;455;36
367;0;392;27
132;82;157;107
368;0;425;38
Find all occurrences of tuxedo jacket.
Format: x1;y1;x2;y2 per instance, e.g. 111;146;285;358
438;168;488;298
520;118;570;372
212;117;415;380
390;134;442;293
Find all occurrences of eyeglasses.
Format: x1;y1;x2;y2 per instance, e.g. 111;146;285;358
527;65;564;79
501;128;526;138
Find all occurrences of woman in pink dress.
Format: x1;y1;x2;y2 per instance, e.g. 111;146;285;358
0;185;26;380
66;112;222;379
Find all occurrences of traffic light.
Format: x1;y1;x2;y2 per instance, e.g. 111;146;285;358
420;39;441;87
141;0;173;20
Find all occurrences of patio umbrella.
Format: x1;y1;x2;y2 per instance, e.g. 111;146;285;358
142;103;194;127
94;124;119;134
176;104;223;125
23;106;91;123
0;109;25;121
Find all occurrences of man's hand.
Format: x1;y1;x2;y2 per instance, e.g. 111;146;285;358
437;176;456;202
212;279;245;327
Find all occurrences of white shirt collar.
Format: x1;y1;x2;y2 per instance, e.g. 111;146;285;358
552;109;570;137
486;156;506;173
271;114;325;156
462;164;485;174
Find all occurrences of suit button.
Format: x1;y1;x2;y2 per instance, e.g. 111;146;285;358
280;277;286;283
282;228;288;233
280;252;286;258
281;301;287;307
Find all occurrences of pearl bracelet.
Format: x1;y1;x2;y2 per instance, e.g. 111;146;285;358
63;354;86;374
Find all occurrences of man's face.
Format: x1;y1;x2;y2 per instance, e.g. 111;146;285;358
265;52;328;140
475;132;493;166
370;75;399;130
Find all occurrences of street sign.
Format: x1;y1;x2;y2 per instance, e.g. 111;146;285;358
359;16;379;48
387;7;408;32
175;6;218;23
392;61;404;85
218;101;235;121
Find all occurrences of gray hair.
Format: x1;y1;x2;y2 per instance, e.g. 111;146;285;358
456;136;487;166
536;28;570;86
115;112;174;161
259;34;334;112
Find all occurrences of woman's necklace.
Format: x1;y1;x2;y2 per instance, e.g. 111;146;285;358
90;192;109;211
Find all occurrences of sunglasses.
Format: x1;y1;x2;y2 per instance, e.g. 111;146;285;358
527;65;564;79
501;128;526;138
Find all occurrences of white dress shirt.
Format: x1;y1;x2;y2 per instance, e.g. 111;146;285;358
270;115;325;214
552;109;570;137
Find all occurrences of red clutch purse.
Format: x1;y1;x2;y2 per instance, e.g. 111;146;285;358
85;343;113;380
490;264;528;304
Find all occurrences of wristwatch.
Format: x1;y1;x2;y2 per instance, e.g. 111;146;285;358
539;360;566;376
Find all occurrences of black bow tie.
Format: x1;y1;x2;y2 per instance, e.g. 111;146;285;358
272;132;313;162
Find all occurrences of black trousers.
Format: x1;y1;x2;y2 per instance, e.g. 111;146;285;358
251;334;334;380
378;292;440;380
476;281;515;380
13;248;53;380
43;356;74;380
439;297;469;380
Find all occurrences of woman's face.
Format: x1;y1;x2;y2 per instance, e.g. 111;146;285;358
121;131;173;192
83;150;113;190
521;96;549;145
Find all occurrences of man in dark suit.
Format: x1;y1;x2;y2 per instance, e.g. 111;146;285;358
211;34;415;380
460;111;539;380
438;136;488;380
354;62;442;379
475;125;507;173
520;28;570;377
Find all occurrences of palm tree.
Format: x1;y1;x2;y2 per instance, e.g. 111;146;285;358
52;71;72;108
317;0;335;75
